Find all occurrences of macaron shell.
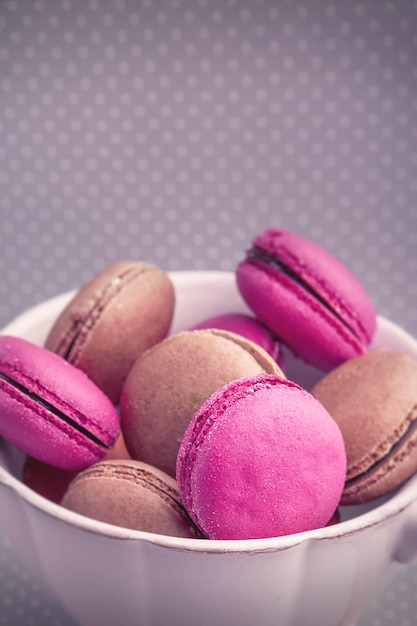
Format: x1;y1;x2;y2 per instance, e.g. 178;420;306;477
176;374;346;540
0;335;120;470
121;329;284;477
190;312;283;366
236;228;376;370
311;349;417;504
61;459;197;538
45;260;175;404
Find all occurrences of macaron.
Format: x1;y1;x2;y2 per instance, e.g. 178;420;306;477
176;373;346;540
311;348;417;505
236;228;377;371
61;459;198;538
190;312;284;369
121;328;284;477
44;260;175;404
0;335;120;471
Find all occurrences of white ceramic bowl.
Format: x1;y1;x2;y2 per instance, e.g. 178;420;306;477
1;271;417;626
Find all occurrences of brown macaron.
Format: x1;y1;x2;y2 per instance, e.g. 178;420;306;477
61;459;197;538
311;348;417;505
120;328;285;477
45;260;175;405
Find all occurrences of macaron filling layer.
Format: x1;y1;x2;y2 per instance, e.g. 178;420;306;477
245;245;365;343
0;370;111;449
344;404;417;491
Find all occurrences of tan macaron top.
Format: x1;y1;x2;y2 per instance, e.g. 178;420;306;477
45;260;175;405
61;459;197;538
120;328;285;477
311;348;417;504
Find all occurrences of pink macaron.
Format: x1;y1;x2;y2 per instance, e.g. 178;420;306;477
0;335;120;471
236;228;377;371
176;373;346;540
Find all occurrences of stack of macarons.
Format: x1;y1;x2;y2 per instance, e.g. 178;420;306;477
1;227;417;541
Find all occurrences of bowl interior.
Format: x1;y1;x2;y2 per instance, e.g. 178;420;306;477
1;270;417;553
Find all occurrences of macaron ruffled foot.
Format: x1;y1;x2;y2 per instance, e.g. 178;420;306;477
311;348;417;505
61;459;198;538
0;335;120;471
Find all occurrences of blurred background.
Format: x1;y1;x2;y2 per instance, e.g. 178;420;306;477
0;0;416;624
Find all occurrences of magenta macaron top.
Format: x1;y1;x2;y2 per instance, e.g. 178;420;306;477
176;373;347;541
236;228;377;370
0;335;120;471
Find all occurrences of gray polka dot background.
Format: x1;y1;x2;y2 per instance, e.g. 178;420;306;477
0;0;416;624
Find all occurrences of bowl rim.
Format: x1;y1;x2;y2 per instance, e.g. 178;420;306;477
1;269;417;554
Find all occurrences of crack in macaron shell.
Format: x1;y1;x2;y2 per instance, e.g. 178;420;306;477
176;373;347;540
